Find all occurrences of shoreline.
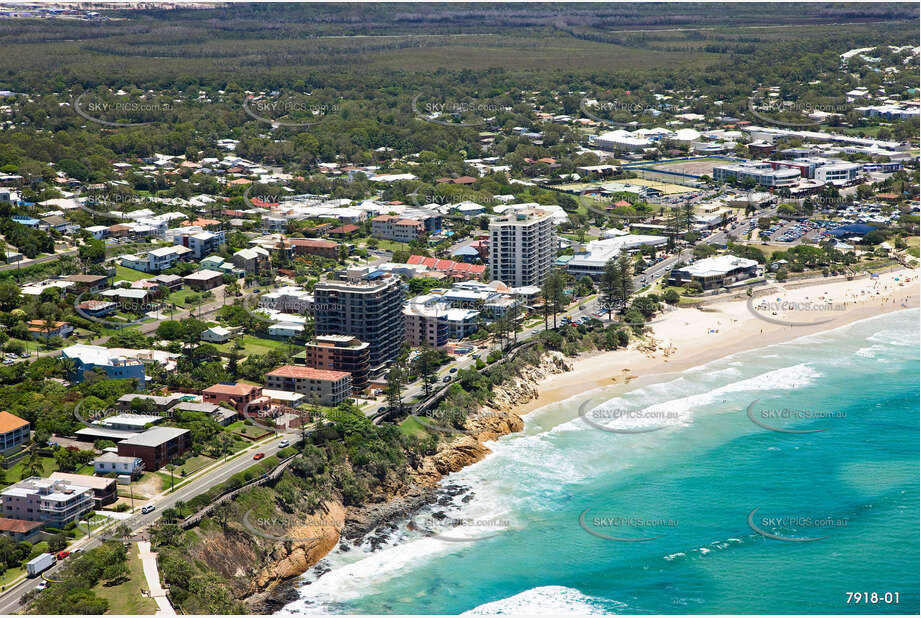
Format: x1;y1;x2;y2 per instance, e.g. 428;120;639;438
510;268;919;417
260;268;918;613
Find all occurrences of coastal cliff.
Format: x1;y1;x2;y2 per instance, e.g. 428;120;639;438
243;350;573;610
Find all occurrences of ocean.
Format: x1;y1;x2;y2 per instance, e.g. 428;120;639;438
280;309;920;615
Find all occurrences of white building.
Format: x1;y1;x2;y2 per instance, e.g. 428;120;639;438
489;209;557;287
92;452;144;478
589;130;652;151
567;235;668;279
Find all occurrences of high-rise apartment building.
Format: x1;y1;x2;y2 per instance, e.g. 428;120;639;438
488;209;556;287
313;268;405;372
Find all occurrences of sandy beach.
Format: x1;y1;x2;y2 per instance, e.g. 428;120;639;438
513;267;920;415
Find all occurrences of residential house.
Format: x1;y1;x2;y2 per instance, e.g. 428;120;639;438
0;411;29;453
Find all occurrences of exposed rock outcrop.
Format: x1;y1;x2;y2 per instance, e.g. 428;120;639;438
242;350;573;610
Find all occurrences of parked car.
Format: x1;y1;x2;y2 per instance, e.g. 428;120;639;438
449;367;457;373
253;452;265;460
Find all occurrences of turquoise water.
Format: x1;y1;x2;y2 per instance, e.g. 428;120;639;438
281;310;919;615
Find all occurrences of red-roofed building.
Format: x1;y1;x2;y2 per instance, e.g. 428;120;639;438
0;517;43;541
265;365;352;405
290;238;340;259
250;197;279;208
0;411;29;454
406;255;485;281
203;383;265;414
372;215;424;242
329;224;359;237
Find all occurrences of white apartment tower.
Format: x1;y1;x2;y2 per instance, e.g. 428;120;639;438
488;209;556;287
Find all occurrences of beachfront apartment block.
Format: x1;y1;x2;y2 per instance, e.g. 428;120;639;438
313;268;405;372
304;335;371;393
371;215;425;242
117;426;192;471
265;365;352;406
0;477;94;527
403;303;450;349
488;209;557;287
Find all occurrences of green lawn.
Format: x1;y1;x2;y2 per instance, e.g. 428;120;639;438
166;286;202;308
0;566;24;588
398;416;432;439
215;335;291;357
2;455;57;486
115;265;150;282
91;543;158;615
174;454;216;477
227;421;272;440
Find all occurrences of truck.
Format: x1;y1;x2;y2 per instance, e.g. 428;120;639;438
26;553;56;578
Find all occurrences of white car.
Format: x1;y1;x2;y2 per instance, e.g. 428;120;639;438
278;439;290;448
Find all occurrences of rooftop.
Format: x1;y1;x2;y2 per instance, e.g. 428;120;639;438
118;426;190;448
266;365;351;381
0;411;28;434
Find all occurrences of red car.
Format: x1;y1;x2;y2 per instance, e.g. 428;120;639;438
56;551;70;560
253;452;265;460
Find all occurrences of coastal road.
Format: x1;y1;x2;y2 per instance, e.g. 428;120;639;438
0;432;294;614
0;249;79;272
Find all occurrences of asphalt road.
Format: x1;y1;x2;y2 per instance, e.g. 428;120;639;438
0;432;293;613
0;249;79;272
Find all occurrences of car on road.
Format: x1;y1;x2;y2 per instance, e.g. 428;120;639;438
449;367;457;373
278;439;290;448
253;452;265;460
56;551;69;560
377;407;387;413
141;505;156;514
35;580;49;591
442;376;452;383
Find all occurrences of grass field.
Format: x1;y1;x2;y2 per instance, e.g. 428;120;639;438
166;286;201;308
216;335;292;357
115;265;150;282
92;543;158;615
398;415;432;438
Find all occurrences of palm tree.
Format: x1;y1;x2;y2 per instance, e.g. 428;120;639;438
22;448;44;480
